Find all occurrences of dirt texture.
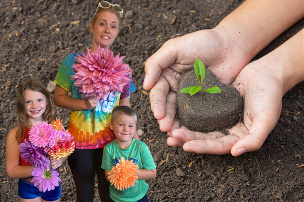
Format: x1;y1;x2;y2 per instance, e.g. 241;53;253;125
177;69;243;132
1;0;304;201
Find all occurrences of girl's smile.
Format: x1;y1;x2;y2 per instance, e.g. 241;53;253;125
24;89;47;122
30;108;43;115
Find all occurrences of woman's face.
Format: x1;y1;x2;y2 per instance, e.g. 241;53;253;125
90;11;119;51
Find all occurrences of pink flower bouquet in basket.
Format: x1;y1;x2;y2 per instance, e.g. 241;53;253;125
71;46;133;132
19;119;75;192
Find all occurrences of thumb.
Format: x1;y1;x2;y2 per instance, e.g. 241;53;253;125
231;135;265;156
144;40;177;90
231;110;280;156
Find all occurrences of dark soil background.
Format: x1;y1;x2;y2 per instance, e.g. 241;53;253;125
1;0;303;201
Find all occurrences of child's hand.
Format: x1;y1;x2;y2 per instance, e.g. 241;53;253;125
85;96;98;109
51;157;68;169
136;168;157;180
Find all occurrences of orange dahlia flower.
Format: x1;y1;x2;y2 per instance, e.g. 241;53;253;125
51;119;64;131
108;157;139;191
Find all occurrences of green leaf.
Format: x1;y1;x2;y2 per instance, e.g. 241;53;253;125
204;86;221;94
180;86;202;96
180;86;193;93
194;59;205;84
181;59;222;96
189;86;202;96
194;60;200;82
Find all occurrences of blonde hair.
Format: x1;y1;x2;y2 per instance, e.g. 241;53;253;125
90;4;122;31
16;78;55;142
111;106;137;123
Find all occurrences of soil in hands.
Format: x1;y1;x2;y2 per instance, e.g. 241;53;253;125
177;69;243;132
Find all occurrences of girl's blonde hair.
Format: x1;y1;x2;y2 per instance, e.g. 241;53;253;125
16;78;55;142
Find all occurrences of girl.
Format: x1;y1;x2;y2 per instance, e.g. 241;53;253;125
6;78;65;202
53;1;136;201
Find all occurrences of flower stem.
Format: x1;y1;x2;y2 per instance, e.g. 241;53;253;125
92;107;95;133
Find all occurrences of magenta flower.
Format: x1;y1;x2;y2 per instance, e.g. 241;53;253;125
53;129;73;141
19;119;75;192
72;45;133;100
31;167;61;192
49;130;75;160
19;140;49;168
29;122;55;148
48;139;75;160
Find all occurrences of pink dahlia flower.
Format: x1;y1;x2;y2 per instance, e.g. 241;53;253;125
72;45;132;100
48;128;75;159
48;139;75;160
29;122;55;148
31;167;61;192
52;129;71;142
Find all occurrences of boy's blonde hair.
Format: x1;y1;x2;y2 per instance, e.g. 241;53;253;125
111;106;137;123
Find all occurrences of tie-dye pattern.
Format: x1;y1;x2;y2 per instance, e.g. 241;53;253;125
67;92;118;149
55;52;134;149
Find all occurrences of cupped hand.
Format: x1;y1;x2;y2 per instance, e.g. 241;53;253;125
167;61;283;156
144;28;249;133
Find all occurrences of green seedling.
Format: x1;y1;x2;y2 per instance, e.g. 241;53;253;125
180;59;221;96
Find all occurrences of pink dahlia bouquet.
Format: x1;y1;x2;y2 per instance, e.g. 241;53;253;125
71;45;133;100
19;119;75;192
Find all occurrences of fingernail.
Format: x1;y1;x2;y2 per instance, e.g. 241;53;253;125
235;148;246;156
143;74;148;88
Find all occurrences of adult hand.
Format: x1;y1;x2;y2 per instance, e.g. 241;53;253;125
166;28;304;156
85;96;98;109
143;0;303;156
144;28;249;133
167;61;283;155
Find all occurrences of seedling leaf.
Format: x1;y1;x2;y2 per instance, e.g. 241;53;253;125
194;60;201;82
180;59;221;96
180;86;193;94
194;59;205;84
189;86;202;96
204;86;221;94
180;86;202;96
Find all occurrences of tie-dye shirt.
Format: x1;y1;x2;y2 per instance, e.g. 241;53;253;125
54;52;135;149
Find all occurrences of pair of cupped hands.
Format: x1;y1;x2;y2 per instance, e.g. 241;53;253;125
143;30;283;156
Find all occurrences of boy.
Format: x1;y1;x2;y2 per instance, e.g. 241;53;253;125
102;106;156;202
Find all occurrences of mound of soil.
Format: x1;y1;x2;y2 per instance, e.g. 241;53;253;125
177;69;243;132
1;0;303;201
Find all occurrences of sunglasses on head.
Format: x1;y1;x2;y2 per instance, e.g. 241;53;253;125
97;1;123;17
